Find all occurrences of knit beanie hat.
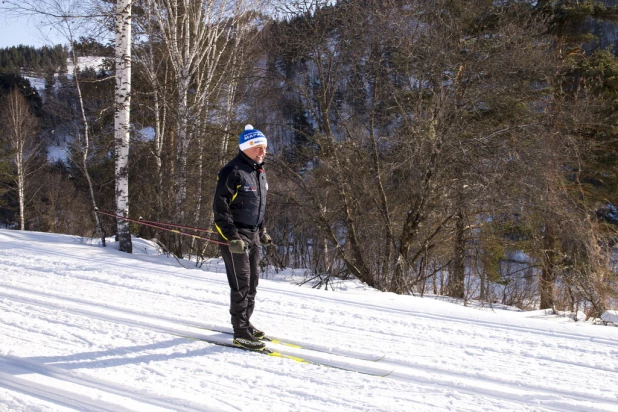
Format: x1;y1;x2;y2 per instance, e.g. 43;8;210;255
239;124;267;151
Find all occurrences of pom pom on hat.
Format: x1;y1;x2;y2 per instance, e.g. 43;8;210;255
239;124;267;151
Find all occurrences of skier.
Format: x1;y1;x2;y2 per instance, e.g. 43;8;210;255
213;125;272;351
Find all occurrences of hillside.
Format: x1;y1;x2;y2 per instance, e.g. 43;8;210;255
0;229;617;411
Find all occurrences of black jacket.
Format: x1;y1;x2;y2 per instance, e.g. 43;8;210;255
213;150;268;241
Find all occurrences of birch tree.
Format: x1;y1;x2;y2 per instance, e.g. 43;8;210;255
0;0;118;245
0;90;41;230
133;0;169;214
143;0;260;226
53;11;110;244
115;0;133;253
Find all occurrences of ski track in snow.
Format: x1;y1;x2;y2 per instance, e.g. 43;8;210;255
0;356;212;412
1;229;618;411
6;242;618;347
1;288;616;411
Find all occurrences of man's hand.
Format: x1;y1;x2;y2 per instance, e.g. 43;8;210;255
228;239;247;253
260;231;272;245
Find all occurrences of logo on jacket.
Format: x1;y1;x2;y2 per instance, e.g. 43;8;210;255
243;185;257;192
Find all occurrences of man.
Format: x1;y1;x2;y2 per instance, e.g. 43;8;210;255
213;124;272;351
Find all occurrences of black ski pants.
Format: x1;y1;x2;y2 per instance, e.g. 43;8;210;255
219;230;260;336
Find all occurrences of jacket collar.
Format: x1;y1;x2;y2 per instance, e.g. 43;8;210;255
237;150;264;170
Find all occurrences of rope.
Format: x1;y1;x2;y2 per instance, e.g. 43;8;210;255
95;209;227;246
131;217;218;235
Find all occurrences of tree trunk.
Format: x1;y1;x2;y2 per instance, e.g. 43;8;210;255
539;223;556;310
13;100;26;230
17;154;25;230
70;46;105;244
115;0;133;253
1;90;38;231
174;76;191;224
449;208;466;299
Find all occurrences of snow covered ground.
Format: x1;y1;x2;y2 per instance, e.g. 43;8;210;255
1;229;617;411
65;56;106;75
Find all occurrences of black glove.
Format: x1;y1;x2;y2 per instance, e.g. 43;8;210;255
260;231;272;245
228;239;247;253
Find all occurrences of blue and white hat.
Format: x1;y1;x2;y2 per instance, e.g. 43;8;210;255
239;124;267;151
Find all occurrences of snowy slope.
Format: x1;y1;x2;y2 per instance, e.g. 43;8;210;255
65;56;106;74
1;229;617;411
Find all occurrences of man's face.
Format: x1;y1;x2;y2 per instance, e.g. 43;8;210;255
243;144;267;163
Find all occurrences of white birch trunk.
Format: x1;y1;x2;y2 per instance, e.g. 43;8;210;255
115;0;133;253
2;90;38;231
175;75;191;223
220;64;239;163
69;46;106;244
154;86;166;211
16;143;25;231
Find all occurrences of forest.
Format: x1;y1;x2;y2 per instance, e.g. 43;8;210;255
0;44;67;74
1;0;618;318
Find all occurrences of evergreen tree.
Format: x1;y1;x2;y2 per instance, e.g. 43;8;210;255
0;45;68;74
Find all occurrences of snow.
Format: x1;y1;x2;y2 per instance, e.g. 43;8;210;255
46;143;67;163
602;310;618;326
136;126;156;142
1;229;617;411
65;56;106;74
22;76;46;94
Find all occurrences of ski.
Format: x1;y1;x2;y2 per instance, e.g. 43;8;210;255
185;324;384;362
263;336;385;362
179;333;393;377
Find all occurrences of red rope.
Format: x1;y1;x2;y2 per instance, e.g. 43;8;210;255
95;209;227;246
133;217;218;235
